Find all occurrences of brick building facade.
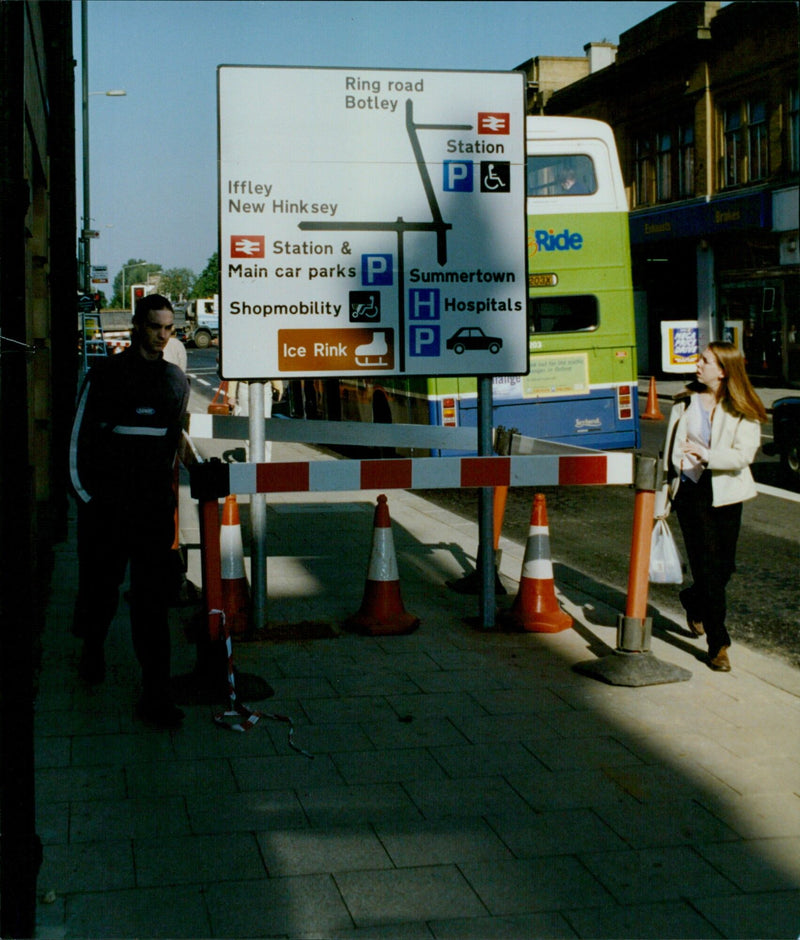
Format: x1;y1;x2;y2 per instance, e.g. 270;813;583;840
541;1;799;385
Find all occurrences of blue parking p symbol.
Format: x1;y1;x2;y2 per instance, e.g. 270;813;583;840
443;161;473;192
361;254;393;286
409;325;440;357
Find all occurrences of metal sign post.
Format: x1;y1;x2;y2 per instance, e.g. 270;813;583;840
477;375;495;628
249;381;268;630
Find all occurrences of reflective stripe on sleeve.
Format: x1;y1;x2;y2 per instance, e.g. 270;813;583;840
112;425;169;437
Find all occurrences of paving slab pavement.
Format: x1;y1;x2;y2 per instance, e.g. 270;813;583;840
35;437;800;939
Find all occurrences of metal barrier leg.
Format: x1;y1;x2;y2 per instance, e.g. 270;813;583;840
199;496;224;643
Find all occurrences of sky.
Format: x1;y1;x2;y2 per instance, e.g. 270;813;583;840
76;0;674;295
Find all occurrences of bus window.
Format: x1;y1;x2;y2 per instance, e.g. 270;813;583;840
527;155;597;196
529;296;599;334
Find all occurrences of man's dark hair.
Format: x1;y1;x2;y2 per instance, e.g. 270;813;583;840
133;292;173;325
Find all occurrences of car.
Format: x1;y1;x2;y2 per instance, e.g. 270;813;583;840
445;326;503;355
762;396;800;489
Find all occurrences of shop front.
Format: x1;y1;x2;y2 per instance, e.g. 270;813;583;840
630;188;799;386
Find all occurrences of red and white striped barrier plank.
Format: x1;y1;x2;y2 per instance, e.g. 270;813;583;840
227;453;632;495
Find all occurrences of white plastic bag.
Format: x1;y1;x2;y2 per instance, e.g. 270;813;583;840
649;517;683;584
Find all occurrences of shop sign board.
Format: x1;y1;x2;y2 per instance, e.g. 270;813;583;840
218;66;528;380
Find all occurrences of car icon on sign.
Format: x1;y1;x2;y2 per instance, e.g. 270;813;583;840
446;327;503;355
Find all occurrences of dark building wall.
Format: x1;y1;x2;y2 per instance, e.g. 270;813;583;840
0;2;76;935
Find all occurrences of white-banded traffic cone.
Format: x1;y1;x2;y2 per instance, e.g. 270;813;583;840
345;494;419;636
220;494;250;636
500;493;573;633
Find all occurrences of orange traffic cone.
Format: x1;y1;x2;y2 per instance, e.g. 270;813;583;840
220;494;250;636
345;494;419;636
499;493;573;633
641;376;664;420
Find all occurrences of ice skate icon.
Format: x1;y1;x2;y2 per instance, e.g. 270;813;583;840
355;331;389;368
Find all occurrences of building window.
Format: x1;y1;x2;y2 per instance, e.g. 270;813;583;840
678;124;694;197
747;99;768;181
721;98;769;187
634;121;695;206
656;131;672;201
788;85;799;173
722;104;743;186
634;137;654;206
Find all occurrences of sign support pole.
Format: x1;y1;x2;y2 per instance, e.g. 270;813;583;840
249;381;268;630
477;376;495;628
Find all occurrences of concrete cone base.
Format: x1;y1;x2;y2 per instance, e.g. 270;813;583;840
573;650;692;687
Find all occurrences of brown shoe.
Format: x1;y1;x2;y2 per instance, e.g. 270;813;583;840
680;589;704;636
709;646;731;672
687;616;705;637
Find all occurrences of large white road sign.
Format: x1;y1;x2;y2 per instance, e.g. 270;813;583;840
218;66;528;380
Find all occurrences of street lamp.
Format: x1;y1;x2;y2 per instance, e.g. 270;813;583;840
80;0;126;293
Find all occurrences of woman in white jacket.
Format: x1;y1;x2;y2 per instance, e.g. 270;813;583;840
662;341;767;672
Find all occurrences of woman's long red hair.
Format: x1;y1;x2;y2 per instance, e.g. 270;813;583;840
708;341;767;422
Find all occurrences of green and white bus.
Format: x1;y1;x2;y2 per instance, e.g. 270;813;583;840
290;117;640;453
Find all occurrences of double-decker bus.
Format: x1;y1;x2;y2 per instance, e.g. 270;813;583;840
289;117;639;454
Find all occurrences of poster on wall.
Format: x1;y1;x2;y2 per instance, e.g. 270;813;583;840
661;319;744;372
661;320;698;373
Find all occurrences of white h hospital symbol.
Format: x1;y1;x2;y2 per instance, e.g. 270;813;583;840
408;289;440;319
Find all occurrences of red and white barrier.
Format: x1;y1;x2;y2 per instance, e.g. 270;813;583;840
226;453;632;496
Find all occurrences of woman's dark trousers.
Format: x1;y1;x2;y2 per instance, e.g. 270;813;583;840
674;472;742;656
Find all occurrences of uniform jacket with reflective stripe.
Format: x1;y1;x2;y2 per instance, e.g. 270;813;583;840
662;394;761;508
69;347;189;509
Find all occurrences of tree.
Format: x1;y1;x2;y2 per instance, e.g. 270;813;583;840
191;252;219;298
110;259;162;309
159;267;195;303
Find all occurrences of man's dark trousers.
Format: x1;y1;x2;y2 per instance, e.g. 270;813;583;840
74;498;175;699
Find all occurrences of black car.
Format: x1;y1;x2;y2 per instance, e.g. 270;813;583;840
445;327;503;355
762;396;800;489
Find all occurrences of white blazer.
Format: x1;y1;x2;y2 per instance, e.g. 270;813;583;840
662;394;761;508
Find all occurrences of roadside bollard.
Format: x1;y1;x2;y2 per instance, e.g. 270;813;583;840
617;454;657;652
574;454;691;687
172;458;273;705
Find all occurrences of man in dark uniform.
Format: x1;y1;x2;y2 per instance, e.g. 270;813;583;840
69;293;189;728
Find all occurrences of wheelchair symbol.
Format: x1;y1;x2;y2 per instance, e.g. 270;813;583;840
483;164;503;190
353;294;378;319
480;161;510;193
349;291;381;323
